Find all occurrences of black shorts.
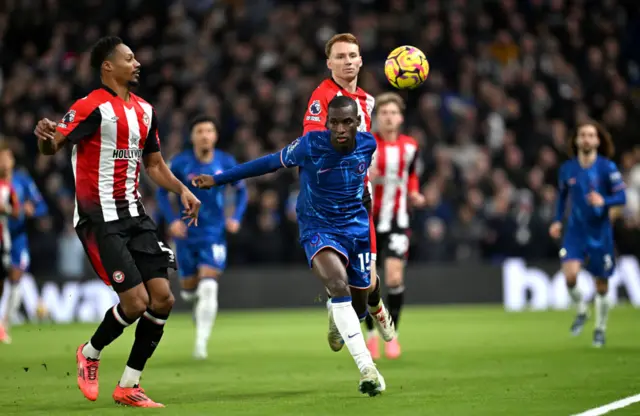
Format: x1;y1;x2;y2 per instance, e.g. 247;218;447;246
76;215;176;293
376;226;410;261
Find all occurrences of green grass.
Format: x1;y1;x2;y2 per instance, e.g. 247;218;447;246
1;305;639;415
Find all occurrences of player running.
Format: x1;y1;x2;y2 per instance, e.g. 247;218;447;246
549;121;626;348
364;93;425;359
33;36;200;407
157;114;247;360
194;96;385;396
0;142;20;344
0;145;48;344
303;33;395;352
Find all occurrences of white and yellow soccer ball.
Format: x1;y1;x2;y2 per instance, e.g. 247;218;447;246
384;45;430;90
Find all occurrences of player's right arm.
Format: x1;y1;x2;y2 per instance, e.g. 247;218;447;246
550;164;568;239
156;157;189;239
302;88;329;134
193;135;311;188
36;99;101;155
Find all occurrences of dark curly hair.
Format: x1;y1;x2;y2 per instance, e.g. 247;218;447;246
89;36;123;71
567;121;615;159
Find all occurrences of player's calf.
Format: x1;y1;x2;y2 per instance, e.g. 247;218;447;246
563;260;588;335
593;278;610;348
194;274;220;359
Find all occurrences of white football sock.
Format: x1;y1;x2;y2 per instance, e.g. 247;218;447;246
594;293;610;331
119;366;142;388
194;279;219;348
6;281;22;324
82;341;101;360
331;297;373;373
568;285;588;315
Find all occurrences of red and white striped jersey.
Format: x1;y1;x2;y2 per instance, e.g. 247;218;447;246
0;179;19;255
56;86;161;227
302;78;375;134
302;78;378;256
372;133;420;233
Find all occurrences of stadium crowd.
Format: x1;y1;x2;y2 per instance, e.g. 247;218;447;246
1;0;639;277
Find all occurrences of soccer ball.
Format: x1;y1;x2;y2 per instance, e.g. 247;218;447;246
384;46;429;90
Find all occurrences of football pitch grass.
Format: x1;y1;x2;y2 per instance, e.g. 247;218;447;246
1;305;639;416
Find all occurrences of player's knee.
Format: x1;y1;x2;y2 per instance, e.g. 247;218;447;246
326;278;350;298
121;296;149;319
595;279;608;295
151;291;175;315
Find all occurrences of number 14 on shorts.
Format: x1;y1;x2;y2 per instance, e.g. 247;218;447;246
358;252;371;271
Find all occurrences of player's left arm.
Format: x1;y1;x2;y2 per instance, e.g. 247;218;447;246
603;162;627;208
142;111;201;223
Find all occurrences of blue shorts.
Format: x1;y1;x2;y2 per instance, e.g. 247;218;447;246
301;232;372;289
561;234;615;278
175;238;227;279
10;234;30;271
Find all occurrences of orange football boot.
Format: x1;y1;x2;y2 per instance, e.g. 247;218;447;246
366;334;380;360
0;322;11;344
385;337;402;359
76;344;100;401
113;385;165;408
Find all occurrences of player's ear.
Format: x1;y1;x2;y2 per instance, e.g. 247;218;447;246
326;58;332;71
102;60;113;73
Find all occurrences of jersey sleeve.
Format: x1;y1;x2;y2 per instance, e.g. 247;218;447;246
554;163;568;222
603;161;626;208
56;99;101;144
302;89;329;134
280;135;311;168
143;110;161;155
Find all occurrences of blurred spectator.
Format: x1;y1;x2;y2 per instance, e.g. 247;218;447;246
1;0;640;272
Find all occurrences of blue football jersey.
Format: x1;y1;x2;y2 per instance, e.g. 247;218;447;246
157;149;248;242
10;170;48;237
280;130;376;240
556;156;626;247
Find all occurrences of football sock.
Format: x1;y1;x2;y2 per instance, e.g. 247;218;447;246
567;284;588;315
364;277;380;333
180;289;197;302
6;281;22;324
85;304;137;360
387;285;405;330
594;292;610;331
194;278;219;348
123;308;169;386
331;296;373;372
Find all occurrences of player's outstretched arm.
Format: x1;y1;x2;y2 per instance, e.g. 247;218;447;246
194;153;285;189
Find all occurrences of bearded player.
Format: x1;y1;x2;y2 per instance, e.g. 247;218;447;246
364;92;425;359
549;122;625;348
33;36;201;407
302;33;395;352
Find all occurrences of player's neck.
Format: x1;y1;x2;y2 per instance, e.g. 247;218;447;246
577;151;597;167
333;75;358;94
380;130;399;142
195;149;213;163
102;78;130;102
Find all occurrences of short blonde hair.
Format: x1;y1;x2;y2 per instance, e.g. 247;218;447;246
375;92;405;111
325;33;360;58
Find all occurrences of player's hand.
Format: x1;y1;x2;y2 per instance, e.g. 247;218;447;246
33;118;57;141
169;219;188;239
180;189;201;227
587;191;605;207
226;218;240;234
192;174;216;189
23;201;35;217
409;191;426;208
549;221;563;239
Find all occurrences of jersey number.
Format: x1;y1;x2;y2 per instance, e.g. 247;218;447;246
358;252;371;272
212;244;227;264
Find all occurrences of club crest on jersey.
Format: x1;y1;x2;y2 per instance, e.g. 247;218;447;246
62;110;76;123
143;113;150;126
309;100;322;116
310;234;321;246
356;161;367;174
112;271;125;283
